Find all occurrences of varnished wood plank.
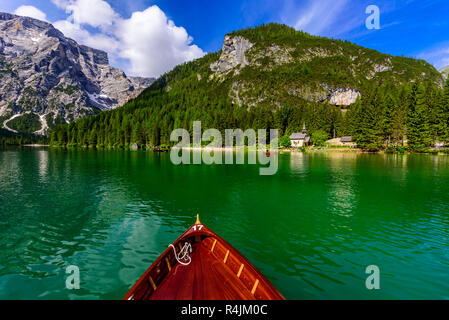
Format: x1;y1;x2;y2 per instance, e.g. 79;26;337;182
124;220;285;301
251;279;259;295
211;239;217;252
165;257;171;271
223;250;230;263
150;243;254;300
237;264;244;278
149;276;157;291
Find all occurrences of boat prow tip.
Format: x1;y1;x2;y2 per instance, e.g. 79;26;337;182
124;211;285;300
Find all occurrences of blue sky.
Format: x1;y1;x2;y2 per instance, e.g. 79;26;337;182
1;0;448;77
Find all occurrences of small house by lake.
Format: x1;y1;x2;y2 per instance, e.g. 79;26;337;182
290;124;311;148
326;136;356;147
340;136;354;146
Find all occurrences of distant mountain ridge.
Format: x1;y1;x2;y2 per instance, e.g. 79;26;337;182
49;23;445;149
0;12;154;135
148;24;442;111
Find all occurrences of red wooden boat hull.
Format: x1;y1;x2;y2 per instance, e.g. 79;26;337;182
123;216;284;300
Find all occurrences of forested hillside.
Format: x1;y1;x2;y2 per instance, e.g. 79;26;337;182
49;24;446;151
0;128;47;146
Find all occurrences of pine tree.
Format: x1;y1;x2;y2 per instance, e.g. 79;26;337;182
382;94;395;145
407;84;431;150
391;87;408;146
436;79;449;143
353;99;383;150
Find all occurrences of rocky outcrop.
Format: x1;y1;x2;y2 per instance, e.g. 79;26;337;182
322;84;361;106
329;89;361;106
440;65;449;80
208;34;365;107
0;12;154;134
210;35;253;74
251;45;294;70
366;58;393;79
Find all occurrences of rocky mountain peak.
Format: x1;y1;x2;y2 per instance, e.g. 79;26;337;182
210;35;254;74
209;33;363;106
0;12;154;135
204;26;442;109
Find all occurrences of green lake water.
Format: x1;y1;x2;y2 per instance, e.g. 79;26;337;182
0;148;448;299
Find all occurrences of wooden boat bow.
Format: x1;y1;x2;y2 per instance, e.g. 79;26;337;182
123;215;285;300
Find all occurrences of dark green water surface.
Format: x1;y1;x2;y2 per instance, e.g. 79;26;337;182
0;148;448;299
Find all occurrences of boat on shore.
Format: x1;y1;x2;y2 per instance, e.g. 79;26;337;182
152;148;169;153
123;215;284;300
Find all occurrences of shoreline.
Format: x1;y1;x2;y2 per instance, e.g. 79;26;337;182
175;146;364;153
40;144;449;155
21;144;50;147
177;146;237;151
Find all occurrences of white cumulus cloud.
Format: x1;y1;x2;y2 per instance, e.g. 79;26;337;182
49;0;205;78
115;6;205;77
53;19;89;40
50;0;70;9
14;5;48;22
65;0;118;29
53;19;120;54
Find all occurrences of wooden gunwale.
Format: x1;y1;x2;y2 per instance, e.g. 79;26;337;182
123;217;284;300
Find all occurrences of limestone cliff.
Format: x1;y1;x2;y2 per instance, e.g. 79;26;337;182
202;28;441;109
210;35;254;75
